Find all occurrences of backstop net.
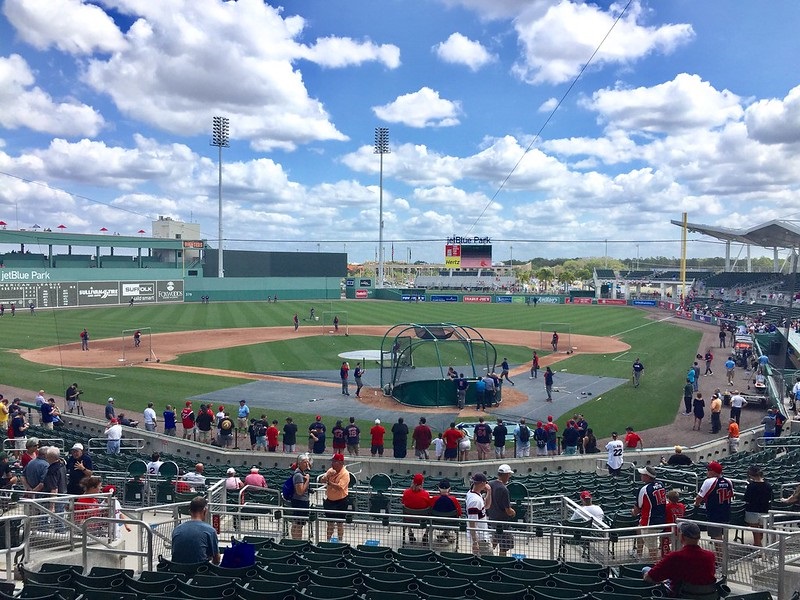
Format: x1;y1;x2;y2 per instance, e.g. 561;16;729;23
540;322;572;353
121;327;153;364
380;323;498;407
322;311;348;335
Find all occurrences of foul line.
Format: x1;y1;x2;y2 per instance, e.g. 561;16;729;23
39;367;116;380
612;314;675;338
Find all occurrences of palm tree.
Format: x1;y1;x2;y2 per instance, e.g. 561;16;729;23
536;267;554;291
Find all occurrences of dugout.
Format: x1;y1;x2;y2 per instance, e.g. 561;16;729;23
380;323;498;407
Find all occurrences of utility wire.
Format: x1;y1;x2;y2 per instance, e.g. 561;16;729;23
466;0;635;235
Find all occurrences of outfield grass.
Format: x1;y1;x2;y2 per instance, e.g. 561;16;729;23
0;300;700;437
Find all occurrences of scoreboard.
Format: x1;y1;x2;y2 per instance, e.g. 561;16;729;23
445;237;492;268
0;282;78;308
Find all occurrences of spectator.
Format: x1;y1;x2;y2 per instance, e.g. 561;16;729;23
662;446;692;467
402;473;431;544
643;522;716;598
308;415;326;453
473;417;492;460
146;452;163;476
290;454;312;540
171;497;220;565
562;420;580;455
104;419;122;454
180;402;196;440
729;391;747;424
20;438;39;469
266;420;280;452
163;405;177;436
728;418;740;453
743;465;772;547
570;490;604;522
442;422;463;462
391;417;409;459
218;413;235;448
283;417;298;453
632;466;667;561
66;443;93;495
605;432;624;476
431;479;461;543
514;419;532;458
624;426;643;451
695;461;734;543
22;444;49;495
345;417;361;457
224;468;243;490
492;419;508;459
486;465;516;556
244;467;267;488
143;402;157;432
0;453;18;489
237;400;250;433
105;398;116;421
412;417;431;460
582;428;600;454
195;405;214;443
182;464;206;492
74;476;104;526
321;454;350;542
466;473;492;555
369;419;385;457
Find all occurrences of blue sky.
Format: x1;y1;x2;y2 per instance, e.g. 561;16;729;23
1;0;799;265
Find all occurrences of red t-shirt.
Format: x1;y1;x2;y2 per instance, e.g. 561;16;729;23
181;408;195;428
665;501;686;525
370;425;385;446
443;428;463;450
266;425;279;447
625;432;642;449
20;451;36;468
75;497;101;523
402;487;431;510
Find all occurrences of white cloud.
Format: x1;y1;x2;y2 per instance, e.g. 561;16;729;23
72;0;403;149
373;87;462;128
538;97;558;112
585;74;743;133
0;54;104;136
302;36;400;69
3;0;126;54
745;84;800;145
438;0;545;22
433;33;495;71
512;1;694;85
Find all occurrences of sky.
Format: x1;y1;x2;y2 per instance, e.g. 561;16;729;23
1;0;800;266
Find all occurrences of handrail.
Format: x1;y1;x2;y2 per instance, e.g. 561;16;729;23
81;517;153;572
87;437;146;453
2;437;64;450
0;513;27;582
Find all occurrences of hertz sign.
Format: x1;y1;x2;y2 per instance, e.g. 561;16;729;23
182;240;204;249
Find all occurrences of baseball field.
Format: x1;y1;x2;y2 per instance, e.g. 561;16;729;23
1;299;699;436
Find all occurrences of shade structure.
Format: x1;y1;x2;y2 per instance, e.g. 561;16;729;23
100;227;108;232
57;224;66;230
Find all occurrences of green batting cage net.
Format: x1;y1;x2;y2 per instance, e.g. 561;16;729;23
380;323;498;407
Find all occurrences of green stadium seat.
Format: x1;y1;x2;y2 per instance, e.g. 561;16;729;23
416;575;473;597
446;564;496;582
255;564;310;585
498;568;549;586
472;581;528;600
307;567;362;588
204;563;260;579
293;584;358;600
361;571;417;593
122;573;180;596
234;580;295;600
551;573;607;593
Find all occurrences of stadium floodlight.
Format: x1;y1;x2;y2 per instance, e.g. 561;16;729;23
211;116;230;278
374;127;390;288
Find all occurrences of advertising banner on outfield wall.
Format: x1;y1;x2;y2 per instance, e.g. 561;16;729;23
534;296;562;304
355;289;368;298
632;299;657;306
78;281;120;305
463;295;491;303
567;297;593;304
429;295;457;302
156;280;184;302
401;294;427;301
122;281;156;303
597;299;626;305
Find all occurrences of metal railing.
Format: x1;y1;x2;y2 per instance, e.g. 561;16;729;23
81;517;153;572
87;437;146;454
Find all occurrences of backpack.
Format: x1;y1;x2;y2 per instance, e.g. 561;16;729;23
257;423;268;437
281;474;295;501
518;425;530;443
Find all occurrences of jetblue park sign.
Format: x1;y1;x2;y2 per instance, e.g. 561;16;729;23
446;236;491;244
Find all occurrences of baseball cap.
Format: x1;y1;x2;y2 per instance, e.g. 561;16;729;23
110;418;119;424
39;390;44;394
185;401;192;406
226;468;236;475
625;426;633;431
332;453;345;462
71;443;84;451
707;461;723;474
412;473;424;485
547;416;553;421
250;466;259;473
239;399;246;404
637;466;658;477
374;419;381;424
537;421;543;427
679;522;702;539
579;490;592;500
102;485;116;495
107;397;114;403
471;473;488;483
498;464;514;474
316;415;322;421
438;478;451;489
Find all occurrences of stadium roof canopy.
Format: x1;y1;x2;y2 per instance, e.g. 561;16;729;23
670;219;800;249
0;229;203;250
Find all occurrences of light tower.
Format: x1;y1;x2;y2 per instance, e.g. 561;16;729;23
211;116;229;278
374;127;389;288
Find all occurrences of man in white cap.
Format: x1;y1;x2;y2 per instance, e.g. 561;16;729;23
244;466;267;488
65;442;93;495
105;397;116;421
370;419;385;457
631;466;666;560
486;464;516;556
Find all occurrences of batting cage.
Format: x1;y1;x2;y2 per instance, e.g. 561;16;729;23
380;323;498;407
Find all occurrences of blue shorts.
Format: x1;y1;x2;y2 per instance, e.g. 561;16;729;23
546;440;556;451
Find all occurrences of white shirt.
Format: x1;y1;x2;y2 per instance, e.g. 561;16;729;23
571;504;605;522
143;407;157;425
146;460;163;475
731;394;747;408
105;424;122;441
183;472;206;485
606;439;624;469
35;393;45;408
792;381;800;399
465;490;488;539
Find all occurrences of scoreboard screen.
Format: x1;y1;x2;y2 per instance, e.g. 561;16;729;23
446;244;492;268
